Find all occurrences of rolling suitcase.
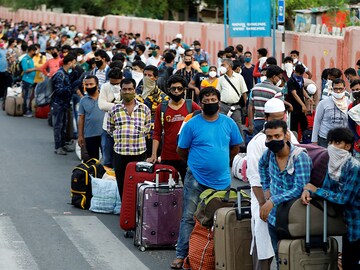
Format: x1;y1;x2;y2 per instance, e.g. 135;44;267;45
213;186;252;270
134;168;183;251
120;162;179;234
5;96;24;116
278;201;338;270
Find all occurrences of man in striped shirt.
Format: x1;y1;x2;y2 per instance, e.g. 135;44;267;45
107;78;151;199
248;65;284;135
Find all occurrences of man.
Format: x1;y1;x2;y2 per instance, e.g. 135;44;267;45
147;75;200;180
321;67;343;100
290;50;312;79
176;49;201;72
146;45;161;67
301;128;359;270
21;44;38;117
235;44;245;64
131;60;145;88
282;56;294;83
248;65;284;135
286;64;312;137
253;48;268;82
107;78;151;198
176;54;198;88
51;54;77;155
171;86;242;269
0;37;11;104
216;58;248;136
78;75;105;160
135;44;147;64
312;78;350;147
247;98;299;270
157;52;175;92
344;68;358;85
241;51;255;92
188;60;209;102
40;47;62;77
259;120;312;268
98;67;123;168
92;49;110;89
348;79;360;161
192;40;210;65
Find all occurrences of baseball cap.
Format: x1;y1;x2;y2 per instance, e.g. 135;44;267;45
264;98;286;113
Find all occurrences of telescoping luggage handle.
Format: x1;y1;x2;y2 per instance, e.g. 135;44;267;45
155;168;174;188
305;200;328;254
236;186;251;220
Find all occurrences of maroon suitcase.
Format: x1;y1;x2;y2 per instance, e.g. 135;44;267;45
120;162;179;234
134;169;183;251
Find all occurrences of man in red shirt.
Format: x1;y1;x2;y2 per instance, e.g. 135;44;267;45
40;47;62;78
147;75;201;180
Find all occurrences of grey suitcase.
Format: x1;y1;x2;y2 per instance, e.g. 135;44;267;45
5;96;24;116
278;200;338;270
214;186;252;270
134;169;183;251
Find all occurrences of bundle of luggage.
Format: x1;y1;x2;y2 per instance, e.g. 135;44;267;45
5;83;23;116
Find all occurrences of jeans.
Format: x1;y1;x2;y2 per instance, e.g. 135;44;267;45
175;168;209;259
268;223;279;270
101;130;114;168
318;136;328;148
72;93;80;137
22;81;33;113
52;103;68;150
342;236;360;270
220;102;245;142
254;119;266;135
85;136;102;160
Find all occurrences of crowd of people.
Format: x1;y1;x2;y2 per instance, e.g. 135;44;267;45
0;19;359;270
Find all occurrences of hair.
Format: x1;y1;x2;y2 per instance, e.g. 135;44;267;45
120;78;136;88
356;59;360;66
136;44;145;53
172;38;181;43
132;60;146;70
8;38;16;46
164;52;175;64
264;120;287;135
294;64;305;75
84;75;99;85
350;79;360;88
224;46;234;53
125;47;133;54
144;65;159;77
257;48;268;57
199;87;221;102
327;128;354;152
217;50;225;58
61;44;71;51
167;74;187;88
199;60;208;66
209;65;217;72
332;78;345;87
266;65;283;78
63;54;76;65
109;60;124;70
266;57;277;66
290;50;299;56
328;68;342;79
232;60;242;71
244;51;252;56
184;49;193;56
222;58;233;67
94;49;110;62
283;56;293;63
108;67;123;79
21;43;28;52
112;53;126;62
27;44;37;52
236;44;243;53
76;48;85;55
344;68;357;77
193;40;201;46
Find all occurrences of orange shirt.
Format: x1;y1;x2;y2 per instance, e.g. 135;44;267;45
201;78;219;89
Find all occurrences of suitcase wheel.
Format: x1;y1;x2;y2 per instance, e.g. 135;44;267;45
124;231;134;238
139;246;146;252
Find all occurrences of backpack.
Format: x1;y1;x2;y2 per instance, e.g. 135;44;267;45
160;99;193;127
232;153;248;182
10;60;23;80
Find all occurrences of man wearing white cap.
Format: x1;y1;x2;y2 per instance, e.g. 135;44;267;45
246;98;298;270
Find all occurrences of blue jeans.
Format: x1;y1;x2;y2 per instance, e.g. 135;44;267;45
22;81;33;113
101;130;114;168
268;223;279;270
176;168;208;259
52;103;68;150
254;119;266;135
72;93;80;137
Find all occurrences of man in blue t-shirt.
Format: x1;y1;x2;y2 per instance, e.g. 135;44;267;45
21;45;37;117
171;86;243;269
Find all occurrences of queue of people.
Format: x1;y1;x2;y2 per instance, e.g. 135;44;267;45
0;19;359;270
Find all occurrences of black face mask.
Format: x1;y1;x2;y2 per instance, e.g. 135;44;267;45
51;53;58;58
168;92;184;103
95;60;103;68
91;46;97;52
86;86;97;95
195;48;200;52
353;91;360;100
184;61;192;66
265;140;285;153
202;102;219;116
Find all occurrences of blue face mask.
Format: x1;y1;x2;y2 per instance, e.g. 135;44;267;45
245;57;251;63
68;68;73;74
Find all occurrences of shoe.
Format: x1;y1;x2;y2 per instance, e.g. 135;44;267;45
170;258;184;269
54;148;67;155
23;111;33;118
63;144;75;152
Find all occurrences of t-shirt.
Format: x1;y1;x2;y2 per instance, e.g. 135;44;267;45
21;54;36;84
153;100;201;161
192;72;208;89
178;114;243;189
241;64;255;91
78;96;105;138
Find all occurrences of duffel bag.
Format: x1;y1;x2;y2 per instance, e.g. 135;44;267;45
89;177;121;214
276;197;347;239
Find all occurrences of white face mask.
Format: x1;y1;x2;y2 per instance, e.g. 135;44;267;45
284;63;293;77
327;144;351;181
332;91;345;99
77;55;83;62
260;76;267;82
131;70;143;86
276;79;282;87
91;36;97;42
164;45;170;50
219;66;227;75
111;84;121;93
209;71;217;78
170;44;176;50
293;58;298;64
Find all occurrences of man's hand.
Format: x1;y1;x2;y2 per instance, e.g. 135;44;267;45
248;124;254;135
301;105;307;113
78;136;85;148
146;154;157;164
301;190;312;205
304;183;317;193
308;97;314;105
194;87;200;95
260;199;274;222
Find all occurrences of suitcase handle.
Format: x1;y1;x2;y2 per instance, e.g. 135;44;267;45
155;168;173;188
236;186;251;220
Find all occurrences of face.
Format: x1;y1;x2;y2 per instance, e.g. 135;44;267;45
94;56;104;63
290;53;298;60
209;67;217;73
332;83;345;94
184;56;192;63
132;65;143;73
267;111;286;122
244;53;251;59
271;73;283;85
143;70;156;80
84;78;97;89
195;45;201;51
110;78;121;86
328;141;351;152
351;83;360;94
265;127;289;143
201;93;219;105
328;75;336;81
186;51;193;57
169;82;185;96
121;83;135;93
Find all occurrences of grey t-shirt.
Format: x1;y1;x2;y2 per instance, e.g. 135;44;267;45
78;95;105;138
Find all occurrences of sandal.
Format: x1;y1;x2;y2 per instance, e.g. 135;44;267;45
170;258;184;269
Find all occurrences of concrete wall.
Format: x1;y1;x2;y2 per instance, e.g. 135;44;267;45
1;6;360;88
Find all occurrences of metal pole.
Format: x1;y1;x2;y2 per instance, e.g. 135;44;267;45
272;0;276;57
281;23;285;68
224;0;228;48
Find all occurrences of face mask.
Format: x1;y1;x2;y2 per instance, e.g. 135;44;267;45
110;84;121;93
51;53;58;58
168;92;184;103
202;102;219;116
151;51;158;57
92;46;97;52
276;79;282;87
332;91;345;99
284;63;293;77
122;92;135;103
91;37;97;42
244;57;251;63
77;55;83;62
131;71;143;85
219;66;227;75
265;139;285;153
327;144;352;181
293;58;298;64
353;91;360;100
74;40;79;44
85;86;97;95
260;76;267;82
145;41;150;46
201;66;209;73
164;45;170;50
195;48;200;52
358;70;360;76
68;68;73;74
209;71;217;78
184;61;192;66
170;44;176;50
142;76;156;99
95;60;103;68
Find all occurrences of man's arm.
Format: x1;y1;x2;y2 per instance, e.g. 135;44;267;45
290;89;307;113
78;114;85;147
188;76;200;96
230;145;240;161
305;70;312;79
177;147;189;163
311;100;325;143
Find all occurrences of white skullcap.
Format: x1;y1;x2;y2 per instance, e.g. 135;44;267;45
177;47;185;54
176;33;182;39
264;98;286;113
306;84;317;95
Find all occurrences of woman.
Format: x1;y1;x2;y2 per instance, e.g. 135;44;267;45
200;66;218;89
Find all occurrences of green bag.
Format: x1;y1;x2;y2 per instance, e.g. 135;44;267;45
194;188;250;228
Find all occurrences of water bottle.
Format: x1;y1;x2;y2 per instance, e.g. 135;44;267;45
227;106;236;117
